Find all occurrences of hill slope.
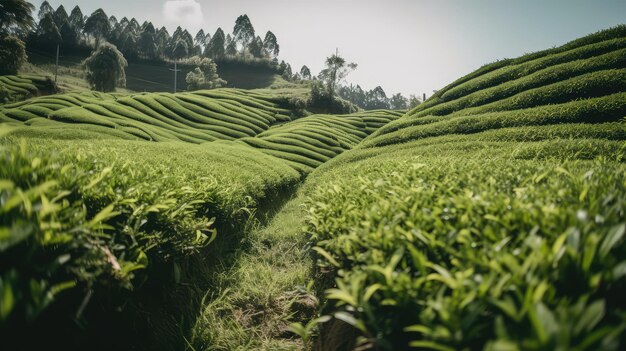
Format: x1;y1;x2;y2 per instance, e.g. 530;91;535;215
297;25;626;351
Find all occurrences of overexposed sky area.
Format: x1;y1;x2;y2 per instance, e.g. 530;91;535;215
37;0;626;97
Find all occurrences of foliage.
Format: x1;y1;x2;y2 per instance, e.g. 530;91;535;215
0;0;35;35
0;74;57;103
300;65;312;80
233;14;255;54
171;39;189;61
263;30;279;57
248;35;266;58
296;24;626;351
35;12;61;45
185;57;227;90
83;43;128;92
0;35;27;75
319;52;358;96
389;93;408;110
205;27;226;59
83;8;111;47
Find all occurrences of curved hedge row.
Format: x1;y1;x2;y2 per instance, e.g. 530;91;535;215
0;89;295;142
239;110;402;173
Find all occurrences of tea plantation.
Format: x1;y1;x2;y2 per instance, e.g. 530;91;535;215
1;25;625;351
297;25;626;350
0;74;58;102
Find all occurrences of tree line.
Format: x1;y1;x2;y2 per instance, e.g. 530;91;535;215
30;2;285;66
338;84;422;110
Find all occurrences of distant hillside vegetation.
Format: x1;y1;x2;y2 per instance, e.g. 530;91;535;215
26;49;278;92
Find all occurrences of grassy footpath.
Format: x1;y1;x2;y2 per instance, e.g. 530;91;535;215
191;195;312;351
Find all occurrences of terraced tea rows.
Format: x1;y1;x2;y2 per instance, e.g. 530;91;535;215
240;110;402;173
298;25;626;350
0;81;401;349
0;133;301;349
0;89;292;142
0;74;58;102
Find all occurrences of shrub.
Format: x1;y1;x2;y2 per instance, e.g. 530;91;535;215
83;43;128;93
185;56;227;91
0;36;27;75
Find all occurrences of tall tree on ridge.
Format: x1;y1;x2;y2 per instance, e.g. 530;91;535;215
319;51;357;96
68;6;84;37
205;27;225;59
138;22;157;59
53;5;69;26
171;39;188;61
248;35;264;58
389;93;408;110
263;31;279;57
300;65;312;80
233;14;254;54
84;8;111;47
195;29;206;45
37;12;62;45
38;1;53;20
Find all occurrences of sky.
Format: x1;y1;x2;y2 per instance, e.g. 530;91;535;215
37;0;626;98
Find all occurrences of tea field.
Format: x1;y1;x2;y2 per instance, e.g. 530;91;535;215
296;25;626;350
1;25;625;351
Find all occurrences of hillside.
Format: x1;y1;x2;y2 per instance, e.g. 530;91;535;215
296;25;626;350
0;74;58;102
26;49;281;92
1;22;625;351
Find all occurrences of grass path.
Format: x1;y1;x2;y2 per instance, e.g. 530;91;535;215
191;194;314;351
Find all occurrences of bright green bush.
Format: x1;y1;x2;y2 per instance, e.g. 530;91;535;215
303;152;626;350
0;136;300;342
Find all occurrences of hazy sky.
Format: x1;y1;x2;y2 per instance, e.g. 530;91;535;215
37;0;625;97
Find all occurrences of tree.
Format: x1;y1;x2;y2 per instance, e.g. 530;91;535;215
204;27;225;59
68;6;84;36
58;18;78;47
181;29;194;51
0;0;36;34
408;94;422;109
155;27;170;58
248;35;265;58
195;29;206;45
53;5;69;27
37;12;62;46
138;22;157;59
278;60;287;75
0;35;27;74
38;1;53;20
83;43;127;92
119;32;138;59
319;51;357;96
338;84;366;108
282;63;293;81
233;14;254;54
389;93;408;110
225;40;237;56
185;56;226;90
300;65;312;80
84;8;111;47
364;86;389;110
171;39;188;61
263;31;279;57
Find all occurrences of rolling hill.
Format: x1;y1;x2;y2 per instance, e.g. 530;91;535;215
298;25;626;351
0;24;625;351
